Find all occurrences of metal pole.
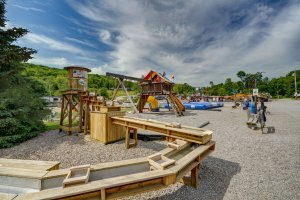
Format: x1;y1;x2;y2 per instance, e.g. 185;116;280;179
254;77;257;113
295;68;297;99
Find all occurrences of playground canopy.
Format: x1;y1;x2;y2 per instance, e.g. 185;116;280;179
144;70;173;84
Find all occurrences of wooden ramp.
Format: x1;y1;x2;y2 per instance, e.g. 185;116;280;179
111;116;212;147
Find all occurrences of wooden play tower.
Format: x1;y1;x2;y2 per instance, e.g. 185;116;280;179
107;70;185;116
59;66;104;134
137;70;185;116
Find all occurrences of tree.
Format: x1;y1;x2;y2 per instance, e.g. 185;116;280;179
0;0;49;148
99;87;108;98
236;71;246;82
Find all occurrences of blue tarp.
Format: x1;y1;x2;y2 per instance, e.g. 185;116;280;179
161;102;224;110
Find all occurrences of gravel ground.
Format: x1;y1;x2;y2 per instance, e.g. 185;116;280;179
0;100;299;200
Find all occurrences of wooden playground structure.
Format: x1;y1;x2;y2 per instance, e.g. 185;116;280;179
107;70;186;116
0;67;216;200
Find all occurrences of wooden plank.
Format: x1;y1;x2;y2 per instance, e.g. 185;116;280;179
106;183;165;200
111;116;212;137
112;117;212;145
15;170;174;200
42;157;148;180
0;167;47;179
167;139;189;150
0;192;17;200
105;178;161;194
106;72;151;83
169;141;215;173
0;158;60;171
0;175;42;190
163;174;176;185
63;165;91;187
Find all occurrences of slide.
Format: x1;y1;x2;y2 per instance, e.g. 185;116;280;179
147;96;159;112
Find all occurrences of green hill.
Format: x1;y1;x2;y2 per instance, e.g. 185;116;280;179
21;63;141;98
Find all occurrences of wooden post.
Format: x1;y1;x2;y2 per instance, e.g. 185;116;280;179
191;165;199;188
101;189;106;200
118;78;139;115
133;129;138;146
125;127;130;149
84;100;89;134
166;98;171;111
111;82;121;105
68;95;73;135
59;95;65;132
163;174;176;185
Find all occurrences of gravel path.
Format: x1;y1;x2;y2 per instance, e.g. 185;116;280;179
0;100;299;200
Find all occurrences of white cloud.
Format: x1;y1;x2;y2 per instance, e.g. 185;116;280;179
30;56;71;68
99;30;111;44
64;37;95;48
24;33;85;55
67;1;300;85
12;4;45;13
91;65;106;75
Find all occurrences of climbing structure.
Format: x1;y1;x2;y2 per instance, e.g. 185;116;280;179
137;70;185;116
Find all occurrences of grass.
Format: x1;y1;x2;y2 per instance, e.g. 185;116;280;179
44;120;60;131
108;90;138;97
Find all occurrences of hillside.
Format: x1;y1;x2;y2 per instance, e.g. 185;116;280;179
21;63;141;97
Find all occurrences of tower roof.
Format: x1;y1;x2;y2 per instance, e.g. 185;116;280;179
144;70;173;83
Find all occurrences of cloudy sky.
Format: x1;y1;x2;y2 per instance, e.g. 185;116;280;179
5;0;300;86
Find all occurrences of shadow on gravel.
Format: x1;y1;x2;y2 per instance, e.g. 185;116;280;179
137;140;167;152
142;111;198;117
152;157;241;200
263;126;276;134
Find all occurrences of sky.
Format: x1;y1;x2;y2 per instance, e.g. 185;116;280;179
5;0;300;86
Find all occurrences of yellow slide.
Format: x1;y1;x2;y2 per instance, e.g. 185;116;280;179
147;96;159;112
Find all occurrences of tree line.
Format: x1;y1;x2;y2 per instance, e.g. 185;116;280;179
201;70;299;98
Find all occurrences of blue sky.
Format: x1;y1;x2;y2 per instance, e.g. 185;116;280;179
5;0;300;86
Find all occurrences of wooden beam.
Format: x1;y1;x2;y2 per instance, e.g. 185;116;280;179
191;164;199;188
0;159;59;171
106;72;151;83
111;81;121;103
117;78;139;115
111;117;212;145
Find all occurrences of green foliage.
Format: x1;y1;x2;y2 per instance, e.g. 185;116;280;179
173;83;195;95
99;87;109;98
204;70;300;97
0;0;49;148
22;63;141;98
44;121;60;131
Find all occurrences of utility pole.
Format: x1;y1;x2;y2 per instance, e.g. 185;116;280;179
254;78;257;113
295;68;297;100
48;82;51;103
